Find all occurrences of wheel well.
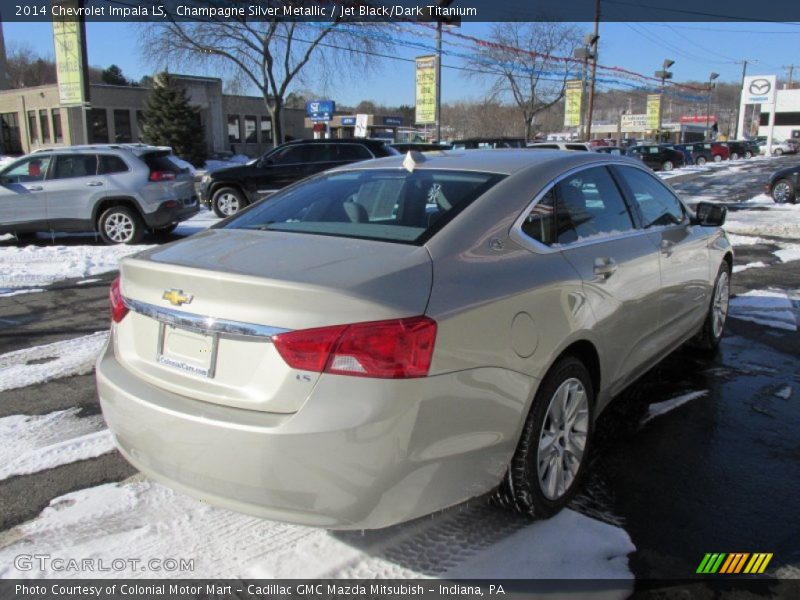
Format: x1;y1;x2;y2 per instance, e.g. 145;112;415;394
557;340;601;400
723;252;733;272
209;182;245;200
93;197;143;225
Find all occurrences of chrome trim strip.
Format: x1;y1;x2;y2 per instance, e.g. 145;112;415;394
123;297;291;340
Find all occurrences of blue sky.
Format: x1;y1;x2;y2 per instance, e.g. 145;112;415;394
5;20;799;106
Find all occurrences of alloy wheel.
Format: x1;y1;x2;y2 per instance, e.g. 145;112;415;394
712;271;730;339
537;378;589;501
772;181;793;204
104;212;135;243
217;193;240;216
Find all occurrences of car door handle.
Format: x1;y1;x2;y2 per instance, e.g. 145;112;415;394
660;240;675;256
593;257;618;280
24;185;43;191
86;181;104;187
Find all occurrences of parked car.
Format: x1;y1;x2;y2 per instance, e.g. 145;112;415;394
769;140;799;156
663;144;696;165
626;144;686;171
528;141;593;151
767;163;800;203
391;142;453;153
722;141;751;160
97;149;732;529
593;146;626;156
0;144;198;244
742;140;761;159
199;138;398;217
689;142;729;165
451;137;527;149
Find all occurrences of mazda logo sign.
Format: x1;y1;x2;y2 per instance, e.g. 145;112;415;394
749;79;771;95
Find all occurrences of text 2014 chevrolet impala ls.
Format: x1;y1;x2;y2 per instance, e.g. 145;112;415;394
96;149;731;529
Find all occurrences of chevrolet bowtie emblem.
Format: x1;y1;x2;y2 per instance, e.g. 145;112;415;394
162;289;193;307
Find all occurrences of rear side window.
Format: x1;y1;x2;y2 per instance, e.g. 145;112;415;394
331;144;373;161
223;169;505;244
520;167;635;246
98;154;129;174
615;166;686;228
52;154;97;179
269;145;309;165
566;144;589;151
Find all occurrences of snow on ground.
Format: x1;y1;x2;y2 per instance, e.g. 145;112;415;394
0;288;45;297
0;243;152;294
641;390;709;424
0;332;108;392
733;261;767;274
174;206;220;236
724;199;800;239
775;385;793;400
0;478;634;586
774;243;800;264
0;409;113;481
729;289;798;332
726;233;769;247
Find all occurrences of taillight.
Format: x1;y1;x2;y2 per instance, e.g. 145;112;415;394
273;316;437;379
149;170;176;182
109;277;129;323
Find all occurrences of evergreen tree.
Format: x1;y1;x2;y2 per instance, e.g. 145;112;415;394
141;72;207;167
101;65;130;86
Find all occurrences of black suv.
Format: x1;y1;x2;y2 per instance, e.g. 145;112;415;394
200;138;398;217
625;144;686;171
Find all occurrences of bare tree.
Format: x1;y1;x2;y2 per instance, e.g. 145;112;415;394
141;5;388;145
468;23;581;141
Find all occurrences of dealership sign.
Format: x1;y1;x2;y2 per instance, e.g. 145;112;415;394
52;0;88;106
742;75;777;105
415;55;437;124
646;95;661;131
621;114;647;132
564;80;582;128
680;115;717;124
306;100;335;122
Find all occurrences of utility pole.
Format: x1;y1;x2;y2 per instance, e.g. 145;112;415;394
733;59;750;139
584;0;601;142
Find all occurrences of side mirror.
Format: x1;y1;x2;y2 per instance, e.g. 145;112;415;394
694;201;726;227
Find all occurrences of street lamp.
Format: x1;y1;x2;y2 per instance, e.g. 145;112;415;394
654;59;674;142
706;72;719;139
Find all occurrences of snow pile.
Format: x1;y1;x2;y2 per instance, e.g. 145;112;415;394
0;409;114;480
203;154;252;173
725;200;800;239
729;290;798;331
0;479;634;584
774;243;800;264
726;233;769;247
641;390;709;424
733;262;767;274
0;243;151;294
0;331;108;392
174;207;220;237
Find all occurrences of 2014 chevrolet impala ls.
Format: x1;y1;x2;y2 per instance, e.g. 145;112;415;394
96;149;732;529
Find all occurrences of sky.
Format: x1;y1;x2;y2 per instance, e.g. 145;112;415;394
4;19;800;107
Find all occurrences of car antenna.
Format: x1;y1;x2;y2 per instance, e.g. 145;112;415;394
403;150;425;173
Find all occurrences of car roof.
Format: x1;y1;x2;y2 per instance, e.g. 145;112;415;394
329;148;641;176
31;143;171;156
281;138;388;147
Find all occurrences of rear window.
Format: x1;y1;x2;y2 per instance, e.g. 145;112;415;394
223;168;505;244
142;152;180;172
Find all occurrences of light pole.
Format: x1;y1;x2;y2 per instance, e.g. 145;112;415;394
433;0;454;143
654;59;674;142
573;34;598;140
706;72;719;140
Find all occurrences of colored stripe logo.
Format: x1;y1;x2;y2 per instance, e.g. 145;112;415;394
697;553;773;574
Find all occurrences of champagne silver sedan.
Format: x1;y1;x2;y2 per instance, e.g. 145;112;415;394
96;149;732;529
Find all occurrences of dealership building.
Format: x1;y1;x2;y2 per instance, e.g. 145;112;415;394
0;74;311;157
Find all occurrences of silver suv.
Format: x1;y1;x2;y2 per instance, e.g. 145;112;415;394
0;144;198;244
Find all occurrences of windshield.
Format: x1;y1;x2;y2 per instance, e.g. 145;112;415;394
223;168;505;244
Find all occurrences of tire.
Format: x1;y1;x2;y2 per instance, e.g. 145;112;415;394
771;179;795;204
692;263;731;352
744;151;753;159
153;223;178;240
97;206;143;245
696;156;707;166
661;160;674;172
713;154;723;163
731;152;740;160
495;356;593;518
212;187;247;218
774;148;784;156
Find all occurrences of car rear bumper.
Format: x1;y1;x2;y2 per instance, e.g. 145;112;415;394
143;198;200;229
96;335;535;529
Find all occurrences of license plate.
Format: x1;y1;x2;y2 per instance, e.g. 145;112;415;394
156;322;219;378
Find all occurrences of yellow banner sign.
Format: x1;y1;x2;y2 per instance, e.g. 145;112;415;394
52;0;86;106
564;80;583;128
646;94;662;131
415;55;437;125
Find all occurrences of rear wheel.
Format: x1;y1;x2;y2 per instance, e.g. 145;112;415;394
771;179;795;204
661;160;674;172
696;156;707;166
744;151;753;159
731;152;740;160
692;263;730;351
713;154;723;163
774;148;784;156
495;356;593;518
212;187;247;218
97;206;143;245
